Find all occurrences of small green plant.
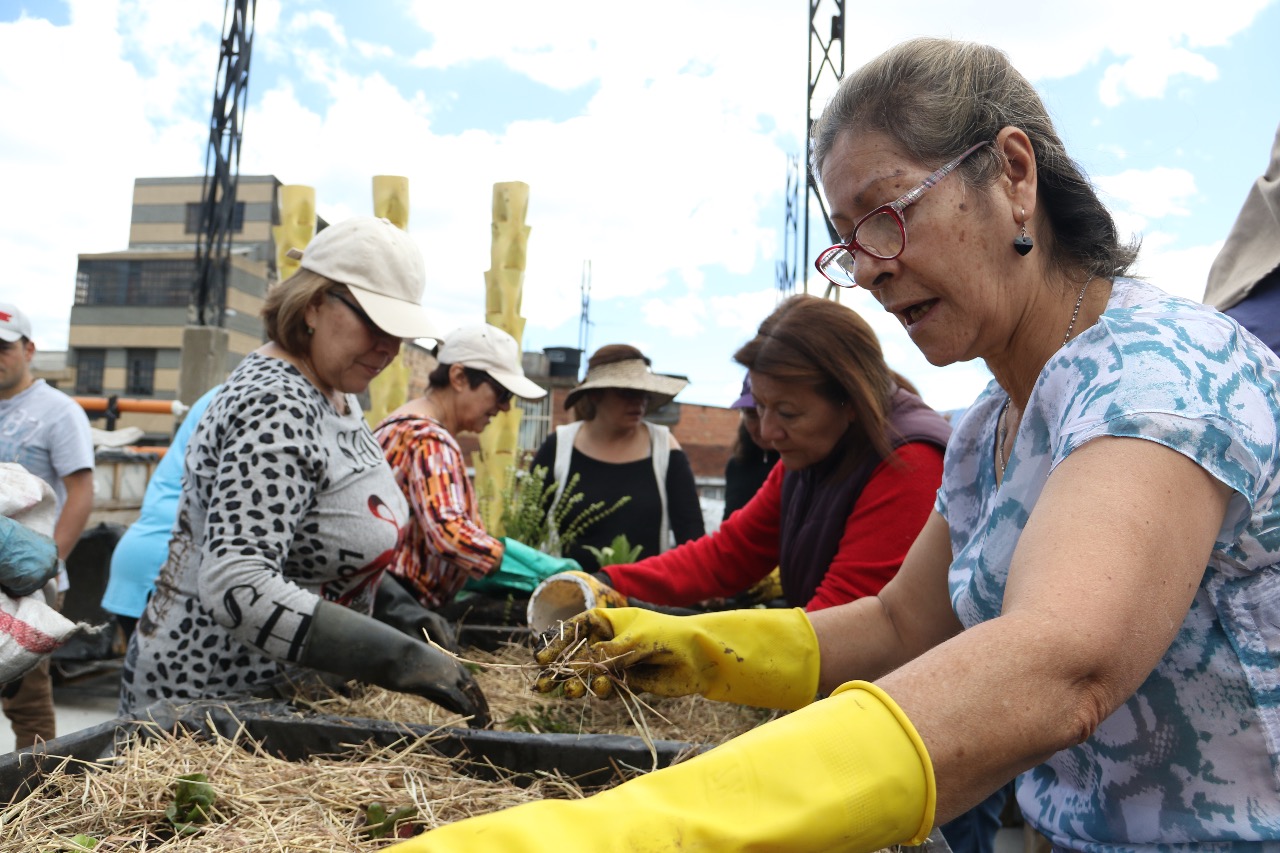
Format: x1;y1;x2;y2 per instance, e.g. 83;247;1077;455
583;534;644;567
363;802;418;840
498;463;560;549
491;461;631;557
164;773;216;836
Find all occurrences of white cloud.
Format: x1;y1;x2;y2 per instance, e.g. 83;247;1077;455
709;289;779;335
1131;235;1224;303
642;294;708;338
1099;47;1218;106
1095;166;1197;220
286;10;347;48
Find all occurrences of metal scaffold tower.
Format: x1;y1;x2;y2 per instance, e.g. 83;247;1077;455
190;0;258;327
805;0;845;298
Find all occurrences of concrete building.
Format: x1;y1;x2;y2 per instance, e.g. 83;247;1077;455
66;175;323;439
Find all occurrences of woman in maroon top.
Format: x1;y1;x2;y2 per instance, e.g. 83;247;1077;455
598;294;950;612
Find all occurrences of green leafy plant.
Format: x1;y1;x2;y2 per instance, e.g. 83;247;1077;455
45;835;98;852
363;802;418;840
490;461;631;557
583;534;644;567
164;773;216;836
548;472;632;557
496;463;560;549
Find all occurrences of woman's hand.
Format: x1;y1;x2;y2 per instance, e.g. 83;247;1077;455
301;599;491;727
532;606;821;709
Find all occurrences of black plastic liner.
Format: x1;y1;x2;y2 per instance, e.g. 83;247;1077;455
0;698;697;808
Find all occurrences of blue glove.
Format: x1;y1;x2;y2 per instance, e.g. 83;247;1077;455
0;516;59;598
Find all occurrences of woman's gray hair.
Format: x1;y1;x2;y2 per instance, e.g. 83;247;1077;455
811;37;1137;280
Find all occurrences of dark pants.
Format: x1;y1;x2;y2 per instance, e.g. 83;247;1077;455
940;783;1011;853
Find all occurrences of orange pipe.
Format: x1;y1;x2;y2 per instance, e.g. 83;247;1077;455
73;397;184;415
123;446;168;458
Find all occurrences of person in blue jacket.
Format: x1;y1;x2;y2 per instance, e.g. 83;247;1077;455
100;386;219;642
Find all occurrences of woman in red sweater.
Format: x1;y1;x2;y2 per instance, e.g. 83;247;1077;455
598;294;950;612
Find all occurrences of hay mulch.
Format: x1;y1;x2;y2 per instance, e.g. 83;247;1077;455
1;719;595;851
4;642;780;850
292;642;780;746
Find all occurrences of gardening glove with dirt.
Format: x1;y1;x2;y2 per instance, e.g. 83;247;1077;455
0;515;59;598
301;599;490;727
533;606;820;710
388;680;936;853
372;573;460;654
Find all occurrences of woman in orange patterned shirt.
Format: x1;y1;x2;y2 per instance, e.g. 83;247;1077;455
375;324;554;610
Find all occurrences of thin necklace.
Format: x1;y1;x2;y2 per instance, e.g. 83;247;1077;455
300;354;347;415
996;279;1091;478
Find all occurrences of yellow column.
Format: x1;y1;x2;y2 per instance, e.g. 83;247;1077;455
473;182;531;534
272;185;315;283
365;175;413;428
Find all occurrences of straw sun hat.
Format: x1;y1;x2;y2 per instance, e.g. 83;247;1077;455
563;358;689;411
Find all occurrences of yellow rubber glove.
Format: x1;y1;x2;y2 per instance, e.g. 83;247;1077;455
534;606;820;710
387;680;936;853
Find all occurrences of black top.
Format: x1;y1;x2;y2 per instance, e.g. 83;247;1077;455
723;447;782;520
530;434;705;570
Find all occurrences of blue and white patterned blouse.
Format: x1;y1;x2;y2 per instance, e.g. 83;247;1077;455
938;278;1280;851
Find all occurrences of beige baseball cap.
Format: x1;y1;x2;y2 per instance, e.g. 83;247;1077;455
286;216;441;341
437;324;547;400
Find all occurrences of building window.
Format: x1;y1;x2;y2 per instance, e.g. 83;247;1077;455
125;349;156;396
75;349;105;395
185;201;246;234
516;392;552;454
75;259;196;307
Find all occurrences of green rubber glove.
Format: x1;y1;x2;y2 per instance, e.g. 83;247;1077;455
464;539;583;595
502;538;581;576
533;606;820;710
386;680;936;853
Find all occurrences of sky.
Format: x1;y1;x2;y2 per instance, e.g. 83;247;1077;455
1;0;1277;412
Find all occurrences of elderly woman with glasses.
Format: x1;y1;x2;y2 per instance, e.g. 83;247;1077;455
120;217;489;727
374;323;571;614
392;38;1280;853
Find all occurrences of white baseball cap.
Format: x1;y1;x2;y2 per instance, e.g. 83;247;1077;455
437;324;547;400
0;303;33;344
286;216;441;341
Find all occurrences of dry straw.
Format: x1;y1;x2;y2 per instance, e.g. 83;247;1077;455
2;719;594;851
300;642;779;750
6;643;780;849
